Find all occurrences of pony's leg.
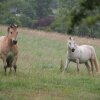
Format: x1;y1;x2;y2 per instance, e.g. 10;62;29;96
14;65;17;73
85;62;92;76
12;55;17;73
62;59;70;74
76;59;79;73
3;58;7;75
90;59;94;75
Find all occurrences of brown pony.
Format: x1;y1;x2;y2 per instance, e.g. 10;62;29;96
0;24;18;75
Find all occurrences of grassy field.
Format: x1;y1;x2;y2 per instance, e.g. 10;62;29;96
0;26;100;100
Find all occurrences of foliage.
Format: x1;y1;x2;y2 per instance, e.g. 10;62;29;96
27;0;53;19
0;0;100;37
0;0;53;27
51;0;100;37
67;0;100;33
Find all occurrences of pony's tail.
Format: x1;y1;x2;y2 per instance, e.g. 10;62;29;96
6;55;13;67
94;56;99;72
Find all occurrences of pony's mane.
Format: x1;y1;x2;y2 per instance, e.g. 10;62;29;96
7;24;18;33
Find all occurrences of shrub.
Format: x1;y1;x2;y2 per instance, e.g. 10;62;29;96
19;15;33;28
4;16;21;26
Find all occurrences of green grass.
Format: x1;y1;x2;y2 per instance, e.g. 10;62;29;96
0;32;4;35
0;31;100;100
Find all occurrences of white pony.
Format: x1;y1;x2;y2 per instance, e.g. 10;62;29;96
63;37;99;75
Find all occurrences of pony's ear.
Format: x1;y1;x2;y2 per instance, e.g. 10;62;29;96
9;24;15;28
13;24;18;28
7;27;10;33
69;37;71;40
15;24;18;28
9;24;13;28
69;36;73;40
9;24;18;28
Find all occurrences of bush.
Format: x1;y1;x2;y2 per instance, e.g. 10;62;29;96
51;17;66;33
4;16;21;26
19;15;33;28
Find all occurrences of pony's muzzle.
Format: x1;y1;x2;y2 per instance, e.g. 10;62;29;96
72;48;75;52
12;40;17;45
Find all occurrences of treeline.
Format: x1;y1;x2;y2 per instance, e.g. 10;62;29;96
52;0;100;38
0;0;54;27
0;0;100;38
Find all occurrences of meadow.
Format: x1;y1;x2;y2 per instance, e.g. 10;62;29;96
0;26;100;100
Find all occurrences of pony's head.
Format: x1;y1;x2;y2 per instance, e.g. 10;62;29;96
68;37;76;52
7;24;18;45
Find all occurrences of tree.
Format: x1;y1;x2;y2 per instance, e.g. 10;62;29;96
67;0;100;33
51;0;77;33
52;0;100;37
28;0;53;19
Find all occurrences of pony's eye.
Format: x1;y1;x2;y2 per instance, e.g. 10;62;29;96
11;32;12;34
